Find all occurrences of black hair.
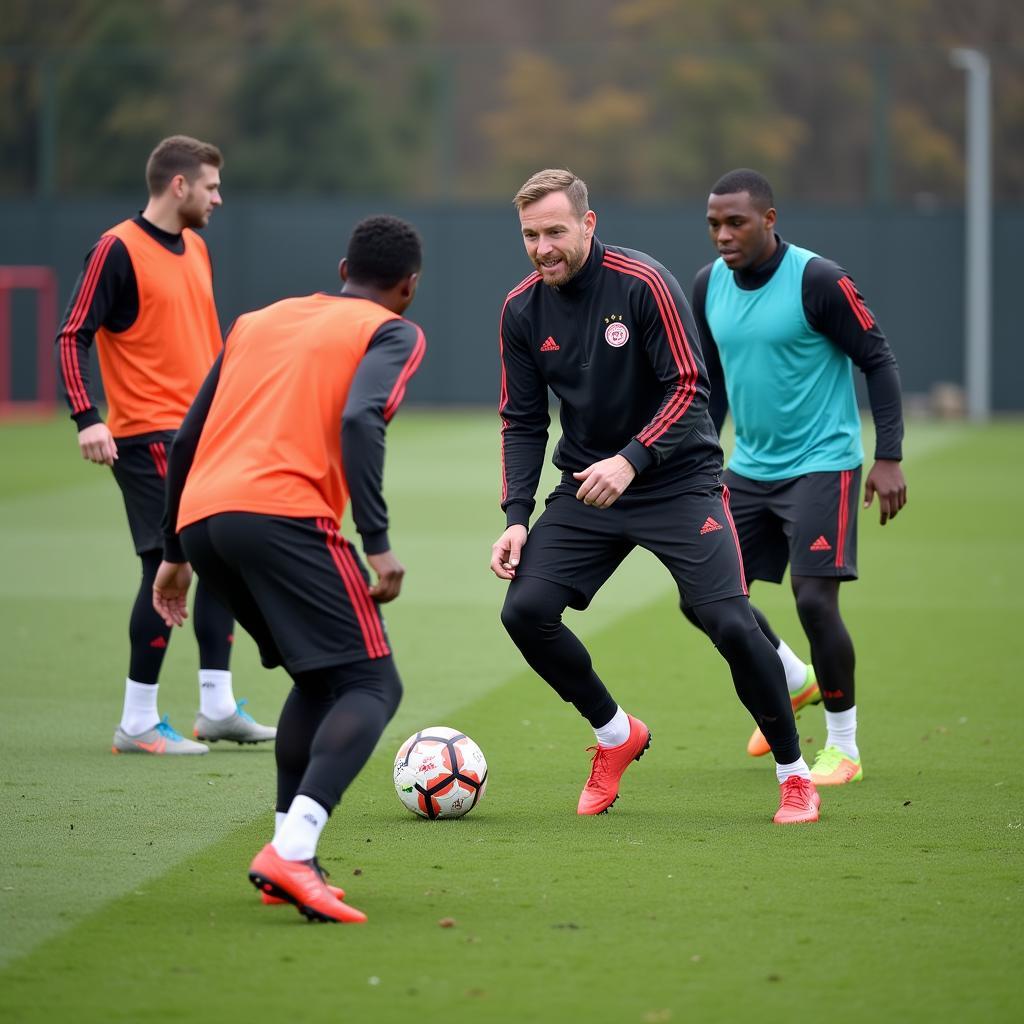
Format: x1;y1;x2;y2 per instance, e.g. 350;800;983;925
346;215;422;288
710;168;775;210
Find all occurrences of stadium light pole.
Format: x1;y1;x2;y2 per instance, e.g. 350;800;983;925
949;47;992;422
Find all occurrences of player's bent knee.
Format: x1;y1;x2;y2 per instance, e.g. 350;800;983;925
679;603;705;632
382;671;403;719
500;588;539;639
693;598;758;654
364;657;403;718
793;579;840;633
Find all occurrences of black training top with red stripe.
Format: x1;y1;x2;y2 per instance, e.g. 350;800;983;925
499;237;722;528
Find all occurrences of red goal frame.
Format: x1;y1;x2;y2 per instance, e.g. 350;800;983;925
0;266;58;417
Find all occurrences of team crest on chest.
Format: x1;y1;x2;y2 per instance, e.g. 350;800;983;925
603;314;629;348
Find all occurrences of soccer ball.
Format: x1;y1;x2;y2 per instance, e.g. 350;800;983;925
393;727;488;819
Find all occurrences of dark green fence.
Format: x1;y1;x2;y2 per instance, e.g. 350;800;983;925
2;198;1020;410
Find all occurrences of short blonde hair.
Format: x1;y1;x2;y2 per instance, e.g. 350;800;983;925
513;169;589;217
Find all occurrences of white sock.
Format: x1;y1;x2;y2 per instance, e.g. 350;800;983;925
272;795;328;861
272;811;287;843
593;706;630;747
776;639;810;694
198;669;236;720
120;679;160;735
825;707;859;759
775;756;811;784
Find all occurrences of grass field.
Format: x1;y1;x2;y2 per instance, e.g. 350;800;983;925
0;412;1021;1023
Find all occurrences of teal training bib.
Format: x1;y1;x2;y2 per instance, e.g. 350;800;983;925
705;245;863;480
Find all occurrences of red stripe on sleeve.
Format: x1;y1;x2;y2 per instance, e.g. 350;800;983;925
837;277;874;331
59;337;88;414
498;273;541;504
602;252;697;422
383;325;426;422
59;234;117;413
602;253;698;446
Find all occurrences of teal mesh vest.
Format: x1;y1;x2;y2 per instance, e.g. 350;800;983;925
705;244;863;480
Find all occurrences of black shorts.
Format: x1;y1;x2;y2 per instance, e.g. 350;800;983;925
515;482;748;611
722;467;861;584
110;431;175;554
180;512;391;673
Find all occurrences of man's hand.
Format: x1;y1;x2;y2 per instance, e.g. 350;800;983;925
572;455;637;508
863;459;907;525
367;550;405;602
78;422;118;466
490;525;528;580
153;560;193;627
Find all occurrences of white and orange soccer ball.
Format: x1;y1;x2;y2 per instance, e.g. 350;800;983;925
393;727;488;819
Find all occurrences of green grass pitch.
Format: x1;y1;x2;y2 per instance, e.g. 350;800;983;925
0;412;1020;1023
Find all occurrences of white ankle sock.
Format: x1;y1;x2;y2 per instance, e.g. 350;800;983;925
272;796;328;861
775;757;811;784
593;706;630;747
120;679;160;735
272;811;287;843
776;640;810;693
825;707;859;759
198;670;236;720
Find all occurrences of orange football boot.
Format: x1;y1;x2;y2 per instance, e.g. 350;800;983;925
772;776;821;825
260;856;345;905
248;844;366;923
577;714;651;815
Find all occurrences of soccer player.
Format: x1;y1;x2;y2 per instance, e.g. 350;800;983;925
491;168;820;825
690;168;907;785
56;135;274;755
153;215;427;923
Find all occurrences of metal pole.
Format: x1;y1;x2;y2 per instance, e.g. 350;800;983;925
37;55;58;198
950;48;992;422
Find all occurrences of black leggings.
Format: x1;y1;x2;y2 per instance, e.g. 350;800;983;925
128;550;234;684
275;657;403;814
501;577;800;764
790;576;854;711
500;579;618;730
683;575;855;712
688;596;799;762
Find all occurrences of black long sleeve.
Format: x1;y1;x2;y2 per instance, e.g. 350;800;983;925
802;258;904;461
55;236;137;429
342;319;426;554
56;215;190;431
162;352;223;562
498;292;551;528
690;265;728;435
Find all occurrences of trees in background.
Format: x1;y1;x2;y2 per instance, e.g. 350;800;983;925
2;0;1021;201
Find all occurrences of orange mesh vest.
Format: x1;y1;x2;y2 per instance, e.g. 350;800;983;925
178;294;401;531
96;220;222;437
